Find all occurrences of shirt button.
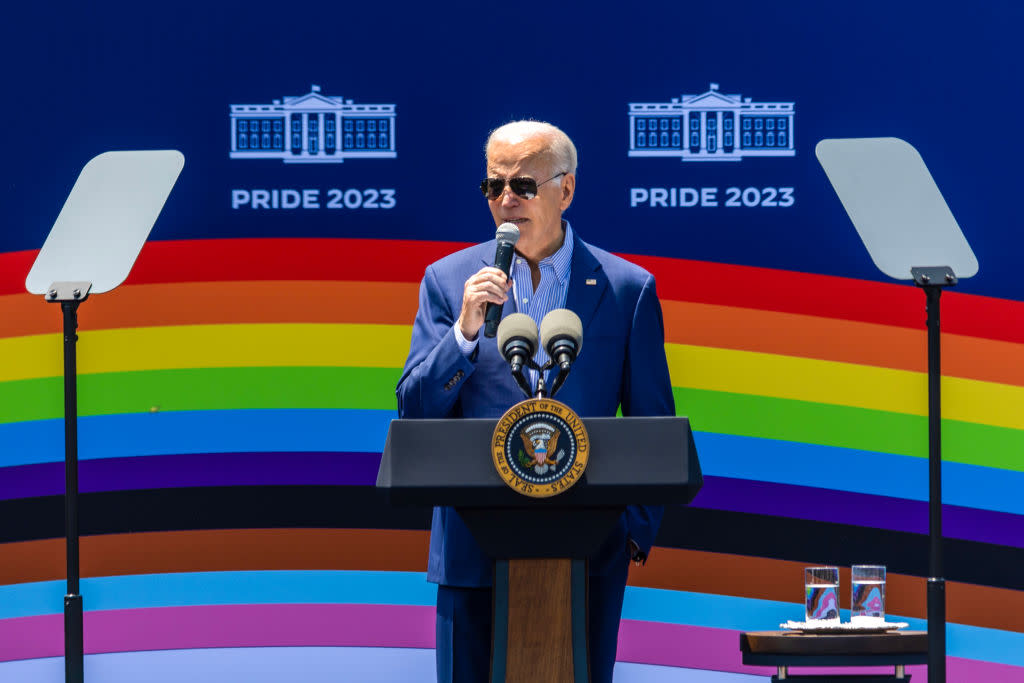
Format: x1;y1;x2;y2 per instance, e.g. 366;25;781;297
523;299;529;304
517;258;523;264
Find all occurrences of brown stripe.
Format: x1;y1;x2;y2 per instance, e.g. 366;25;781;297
2;532;1020;634
0;529;429;581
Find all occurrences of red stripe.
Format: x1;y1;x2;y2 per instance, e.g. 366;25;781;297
125;238;469;285
3;238;1021;344
629;254;1024;343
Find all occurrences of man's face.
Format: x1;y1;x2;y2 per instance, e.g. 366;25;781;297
485;134;575;257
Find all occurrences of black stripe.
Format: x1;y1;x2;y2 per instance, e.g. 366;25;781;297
656;505;1024;590
0;488;1020;591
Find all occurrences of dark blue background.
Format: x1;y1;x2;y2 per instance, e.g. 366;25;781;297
3;1;1019;300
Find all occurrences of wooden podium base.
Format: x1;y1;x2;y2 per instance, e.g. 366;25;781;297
492;558;589;683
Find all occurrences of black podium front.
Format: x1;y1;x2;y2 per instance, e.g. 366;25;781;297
377;415;702;683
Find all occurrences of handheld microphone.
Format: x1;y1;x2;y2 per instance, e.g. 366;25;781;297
540;309;583;397
496;313;538;398
483;222;520;338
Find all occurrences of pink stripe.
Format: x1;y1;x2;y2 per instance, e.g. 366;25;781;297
617;619;1024;683
0;604;434;662
2;608;1021;682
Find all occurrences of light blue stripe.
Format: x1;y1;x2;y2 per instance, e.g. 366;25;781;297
0;571;1020;667
0;571;435;619
0;647;439;683
0;409;395;467
693;431;1024;515
0;648;769;683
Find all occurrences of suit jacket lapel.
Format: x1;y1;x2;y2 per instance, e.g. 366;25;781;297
565;234;607;336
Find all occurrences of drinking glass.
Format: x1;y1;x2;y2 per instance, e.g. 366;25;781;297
805;566;840;622
851;564;886;624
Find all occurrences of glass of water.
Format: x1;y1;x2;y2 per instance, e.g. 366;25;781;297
851;564;886;624
805;566;840;622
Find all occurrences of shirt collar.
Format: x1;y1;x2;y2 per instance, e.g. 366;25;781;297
535;220;574;285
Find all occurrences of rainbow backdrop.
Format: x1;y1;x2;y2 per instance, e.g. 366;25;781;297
0;237;1022;679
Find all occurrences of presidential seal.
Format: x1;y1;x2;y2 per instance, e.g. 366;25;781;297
492;398;589;498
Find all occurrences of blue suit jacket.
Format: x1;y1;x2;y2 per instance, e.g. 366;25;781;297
396;229;674;586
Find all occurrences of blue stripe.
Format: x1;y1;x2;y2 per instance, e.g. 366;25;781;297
694;431;1024;515
0;410;1020;517
0;409;394;467
0;572;1020;667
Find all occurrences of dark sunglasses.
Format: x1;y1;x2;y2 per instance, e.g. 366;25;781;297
480;172;567;200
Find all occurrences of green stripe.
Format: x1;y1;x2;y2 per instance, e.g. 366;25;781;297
0;370;1019;473
0;367;401;422
674;387;1024;473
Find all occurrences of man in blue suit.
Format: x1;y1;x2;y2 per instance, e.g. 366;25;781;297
396;121;674;682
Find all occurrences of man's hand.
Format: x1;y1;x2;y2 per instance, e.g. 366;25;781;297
457;266;512;341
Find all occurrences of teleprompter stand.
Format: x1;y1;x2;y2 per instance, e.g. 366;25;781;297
817;138;978;683
378;416;702;682
26;151;184;683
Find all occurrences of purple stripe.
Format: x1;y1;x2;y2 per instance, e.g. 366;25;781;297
1;457;1021;549
0;604;434;662
0;452;381;499
691;475;1024;549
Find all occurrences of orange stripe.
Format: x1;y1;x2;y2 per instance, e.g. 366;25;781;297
0;280;420;338
664;300;1024;388
1;530;1019;633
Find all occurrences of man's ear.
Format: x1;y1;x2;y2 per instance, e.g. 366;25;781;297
560;173;576;211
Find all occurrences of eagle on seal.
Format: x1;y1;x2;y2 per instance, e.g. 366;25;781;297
521;430;560;467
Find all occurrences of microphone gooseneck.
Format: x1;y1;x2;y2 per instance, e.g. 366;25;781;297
483;222;520;338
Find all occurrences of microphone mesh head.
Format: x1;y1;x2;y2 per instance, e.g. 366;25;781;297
540;309;583;355
496;313;538;358
495;222;521;244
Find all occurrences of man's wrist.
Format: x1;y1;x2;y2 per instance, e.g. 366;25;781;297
453;322;480;357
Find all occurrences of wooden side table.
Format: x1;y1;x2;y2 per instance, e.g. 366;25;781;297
740;630;928;681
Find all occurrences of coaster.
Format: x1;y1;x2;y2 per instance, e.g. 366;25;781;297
780;620;910;634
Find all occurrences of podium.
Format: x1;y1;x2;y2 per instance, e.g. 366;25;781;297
377;415;702;683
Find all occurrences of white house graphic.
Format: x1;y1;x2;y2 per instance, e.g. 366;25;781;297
230;85;396;163
628;83;794;161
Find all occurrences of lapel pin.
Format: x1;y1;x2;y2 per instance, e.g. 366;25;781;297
585;278;597;285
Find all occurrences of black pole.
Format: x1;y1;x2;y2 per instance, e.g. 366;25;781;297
918;273;950;683
61;299;84;683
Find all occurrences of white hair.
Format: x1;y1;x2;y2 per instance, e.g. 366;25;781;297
485;120;578;175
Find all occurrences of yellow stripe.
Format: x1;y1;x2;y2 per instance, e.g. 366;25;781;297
0;324;413;381
1;326;1021;431
666;343;1024;431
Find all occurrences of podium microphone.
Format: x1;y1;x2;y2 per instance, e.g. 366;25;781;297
496;313;537;398
483;222;520;338
540;309;583;397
